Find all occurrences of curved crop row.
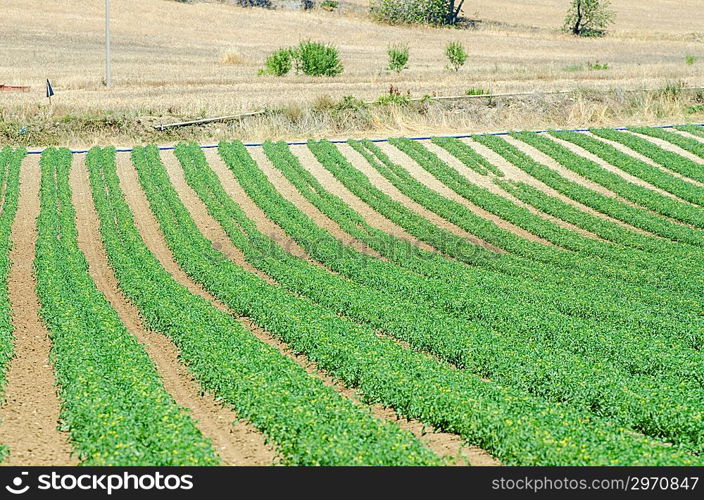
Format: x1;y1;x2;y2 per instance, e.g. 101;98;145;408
630;127;704;162
430;137;504;176
307;139;703;340
590;128;704;184
86;146;435;466
130;142;701;465
550;130;704;215
383;138;698;294
499;132;704;246
180;142;704;452
35;149;218;465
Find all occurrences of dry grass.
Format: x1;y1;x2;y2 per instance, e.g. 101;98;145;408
1;0;703;145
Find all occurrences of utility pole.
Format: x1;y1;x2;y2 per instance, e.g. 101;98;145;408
105;0;112;87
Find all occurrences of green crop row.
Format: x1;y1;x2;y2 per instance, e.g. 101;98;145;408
86;146;434;466
267;140;704;366
385;137;699;294
550;130;704;218
630;127;704;163
590;128;704;184
496;132;704;246
676;125;704;139
430;137;505;176
308;139;703;344
495;179;704;265
121;140;700;465
0;148;24;462
174;142;704;452
35;149;218;465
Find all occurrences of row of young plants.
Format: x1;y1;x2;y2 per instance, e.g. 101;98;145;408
86;147;433;466
383;137;700;294
493;132;704;246
429;137;704;262
35;149;218;465
628;127;704;167
495;179;704;265
549;130;704;220
589;128;704;184
676;124;704;139
261;140;704;363
133;140;702;465
306;139;703;342
0;148;23;460
192;142;704;451
430;137;505;176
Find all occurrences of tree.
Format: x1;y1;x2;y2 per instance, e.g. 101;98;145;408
564;0;614;37
372;0;465;26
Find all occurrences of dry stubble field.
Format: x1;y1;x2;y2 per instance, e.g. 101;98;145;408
0;0;703;145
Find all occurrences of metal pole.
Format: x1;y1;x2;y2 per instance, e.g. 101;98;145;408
105;0;111;87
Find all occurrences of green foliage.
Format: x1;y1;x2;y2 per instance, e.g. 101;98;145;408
465;87;490;96
563;0;614;37
587;61;609;70
320;0;338;10
688;104;704;114
685;55;698;65
371;0;461;26
0;148;23;462
508;132;704;245
386;44;409;73
121;144;437;465
294;40;344;77
259;48;293;76
260;41;343;77
37;148;218;465
445;41;467;71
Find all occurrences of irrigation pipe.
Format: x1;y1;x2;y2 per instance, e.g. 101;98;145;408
22;122;704;155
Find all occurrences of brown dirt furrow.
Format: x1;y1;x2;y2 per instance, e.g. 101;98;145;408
498;135;655;235
160;150;275;282
289;144;438;253
621;131;704;187
113;152;278;464
202;148;312;263
379;140;565;245
122;150;499;467
422;140;604;241
549;134;690;203
0;154;77;466
72;154;275;466
248;147;382;259
328;143;505;253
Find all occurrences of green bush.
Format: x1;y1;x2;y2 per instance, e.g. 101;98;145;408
320;0;338;10
465;87;490;96
259;48;294;76
295;41;344;77
685;55;698;66
371;0;461;26
445;42;467;71
563;0;614;37
387;44;410;73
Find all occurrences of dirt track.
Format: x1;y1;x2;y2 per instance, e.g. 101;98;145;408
0;154;76;465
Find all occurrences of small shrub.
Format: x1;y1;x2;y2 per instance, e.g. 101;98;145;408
259;48;294;76
334;96;368;112
375;85;411;106
320;0;338;10
587;61;609;71
295;40;344;76
387;44;409;73
465;87;490;96
236;0;273;7
685;55;698;66
687;104;704;114
445;42;467;72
